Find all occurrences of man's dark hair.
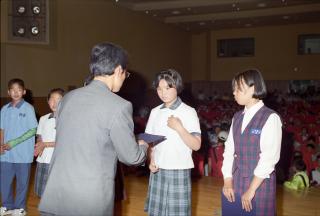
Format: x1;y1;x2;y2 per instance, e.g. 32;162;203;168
232;69;267;99
89;42;128;77
47;88;65;101
8;78;25;89
152;69;184;94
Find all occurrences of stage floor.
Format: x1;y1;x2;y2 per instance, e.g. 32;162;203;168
17;166;320;216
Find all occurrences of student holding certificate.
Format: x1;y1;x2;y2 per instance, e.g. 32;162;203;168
144;69;201;216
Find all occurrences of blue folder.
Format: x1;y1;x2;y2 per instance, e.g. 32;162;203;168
137;133;166;146
221;191;256;216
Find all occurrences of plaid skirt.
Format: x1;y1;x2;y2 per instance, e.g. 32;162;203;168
233;169;276;216
144;169;191;216
34;162;50;197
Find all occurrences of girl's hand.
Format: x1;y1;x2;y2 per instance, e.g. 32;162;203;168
34;142;46;157
241;188;255;212
149;162;159;173
167;115;183;132
223;178;235;202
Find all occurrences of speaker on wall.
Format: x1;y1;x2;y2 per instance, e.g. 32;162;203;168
8;0;49;44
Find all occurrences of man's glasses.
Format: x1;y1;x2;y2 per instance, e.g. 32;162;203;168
125;71;131;78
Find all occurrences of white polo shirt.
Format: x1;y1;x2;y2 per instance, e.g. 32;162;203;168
36;113;56;164
145;98;201;169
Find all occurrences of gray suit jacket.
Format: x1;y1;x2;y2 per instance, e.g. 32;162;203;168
39;80;147;216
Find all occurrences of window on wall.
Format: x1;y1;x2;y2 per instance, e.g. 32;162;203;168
298;34;320;55
217;38;254;58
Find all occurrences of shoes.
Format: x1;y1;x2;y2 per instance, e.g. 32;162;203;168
12;208;27;216
0;207;12;216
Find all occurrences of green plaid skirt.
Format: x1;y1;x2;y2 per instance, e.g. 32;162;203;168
144;169;191;216
34;162;50;197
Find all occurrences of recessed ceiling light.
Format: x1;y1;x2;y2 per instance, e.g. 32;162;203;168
199;22;206;26
257;3;266;8
171;10;181;15
153;14;157;17
237;7;240;11
17;6;26;14
283;15;290;19
232;3;236;8
145;10;149;14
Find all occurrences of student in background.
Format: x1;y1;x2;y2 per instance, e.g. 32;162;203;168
284;159;310;190
34;88;64;197
222;69;282;216
0;78;38;216
144;69;201;216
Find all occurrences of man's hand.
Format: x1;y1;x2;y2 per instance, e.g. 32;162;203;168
138;139;149;148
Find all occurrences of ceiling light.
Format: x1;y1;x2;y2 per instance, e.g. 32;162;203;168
17;6;26;14
237;7;240;11
199;22;206;26
32;6;41;14
283;15;290;19
232;3;236;8
17;27;25;35
31;26;39;35
145;10;149;14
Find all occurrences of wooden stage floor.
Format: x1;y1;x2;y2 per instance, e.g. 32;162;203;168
4;165;320;216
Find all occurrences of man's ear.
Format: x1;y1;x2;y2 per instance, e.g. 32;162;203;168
114;65;123;76
23;89;26;95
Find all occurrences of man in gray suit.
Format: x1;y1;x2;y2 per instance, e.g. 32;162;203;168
39;42;149;216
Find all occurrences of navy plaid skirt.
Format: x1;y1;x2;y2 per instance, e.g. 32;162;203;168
144;169;191;216
34;162;50;197
233;169;276;216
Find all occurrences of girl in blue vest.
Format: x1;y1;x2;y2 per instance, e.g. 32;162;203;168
222;69;282;216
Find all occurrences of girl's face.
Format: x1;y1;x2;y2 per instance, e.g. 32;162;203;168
156;79;177;107
48;92;63;112
233;79;254;106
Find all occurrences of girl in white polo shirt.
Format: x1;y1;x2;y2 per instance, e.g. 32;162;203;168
144;69;201;216
34;88;64;197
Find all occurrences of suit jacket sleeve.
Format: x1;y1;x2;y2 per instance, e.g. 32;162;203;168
110;101;148;165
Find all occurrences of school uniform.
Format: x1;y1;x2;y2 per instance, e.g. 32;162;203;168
0;99;38;210
144;97;201;216
34;113;56;197
222;101;282;216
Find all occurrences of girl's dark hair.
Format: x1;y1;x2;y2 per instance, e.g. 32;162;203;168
8;78;25;89
232;69;267;99
47;88;65;101
152;69;183;94
293;159;306;171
